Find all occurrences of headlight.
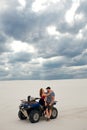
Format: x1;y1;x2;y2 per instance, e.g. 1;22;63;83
21;106;24;109
19;105;24;109
28;105;31;109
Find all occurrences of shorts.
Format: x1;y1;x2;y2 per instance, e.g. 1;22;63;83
46;103;53;110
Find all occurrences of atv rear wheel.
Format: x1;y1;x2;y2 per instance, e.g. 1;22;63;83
29;110;40;123
50;107;58;119
18;111;27;120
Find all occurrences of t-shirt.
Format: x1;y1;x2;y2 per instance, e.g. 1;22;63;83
46;91;55;103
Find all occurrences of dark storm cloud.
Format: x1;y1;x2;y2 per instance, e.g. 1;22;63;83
0;70;9;77
70;49;87;66
0;32;10;53
0;42;7;54
76;0;87;17
58;38;85;58
57;20;86;35
1;10;37;40
43;60;63;69
35;35;85;60
9;52;32;63
0;0;37;41
0;33;6;43
0;0;72;42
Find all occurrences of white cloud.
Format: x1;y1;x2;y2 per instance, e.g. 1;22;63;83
75;13;84;21
18;0;26;7
65;0;80;24
69;65;87;70
17;0;26;10
32;0;59;12
76;29;83;39
32;0;47;12
0;0;8;11
46;25;60;36
46;25;71;40
10;40;35;53
76;24;87;39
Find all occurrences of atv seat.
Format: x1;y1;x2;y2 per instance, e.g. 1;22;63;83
53;101;57;105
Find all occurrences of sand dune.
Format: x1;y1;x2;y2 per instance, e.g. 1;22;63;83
0;79;87;130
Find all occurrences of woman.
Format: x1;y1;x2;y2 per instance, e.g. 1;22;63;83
39;88;47;107
39;88;52;119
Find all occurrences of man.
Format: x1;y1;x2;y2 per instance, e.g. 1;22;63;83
45;86;55;120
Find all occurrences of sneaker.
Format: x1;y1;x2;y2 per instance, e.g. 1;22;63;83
46;117;50;121
45;115;47;118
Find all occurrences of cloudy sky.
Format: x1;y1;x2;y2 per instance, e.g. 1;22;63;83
0;0;87;80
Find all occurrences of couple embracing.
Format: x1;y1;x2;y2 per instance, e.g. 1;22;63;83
39;87;55;120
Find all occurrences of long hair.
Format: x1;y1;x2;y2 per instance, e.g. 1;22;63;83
39;88;43;97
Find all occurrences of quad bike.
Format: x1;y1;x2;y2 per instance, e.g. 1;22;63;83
18;96;58;123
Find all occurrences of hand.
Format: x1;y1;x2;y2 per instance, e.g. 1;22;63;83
49;103;51;106
45;102;47;106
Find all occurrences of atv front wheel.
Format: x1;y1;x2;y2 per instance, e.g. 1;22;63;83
18;111;27;120
29;110;40;123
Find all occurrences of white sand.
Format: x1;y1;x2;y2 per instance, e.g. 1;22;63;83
0;79;87;130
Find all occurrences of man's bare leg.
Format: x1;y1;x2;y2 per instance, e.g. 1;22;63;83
45;108;49;117
49;109;52;118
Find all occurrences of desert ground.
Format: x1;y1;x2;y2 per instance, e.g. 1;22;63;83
0;79;87;130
